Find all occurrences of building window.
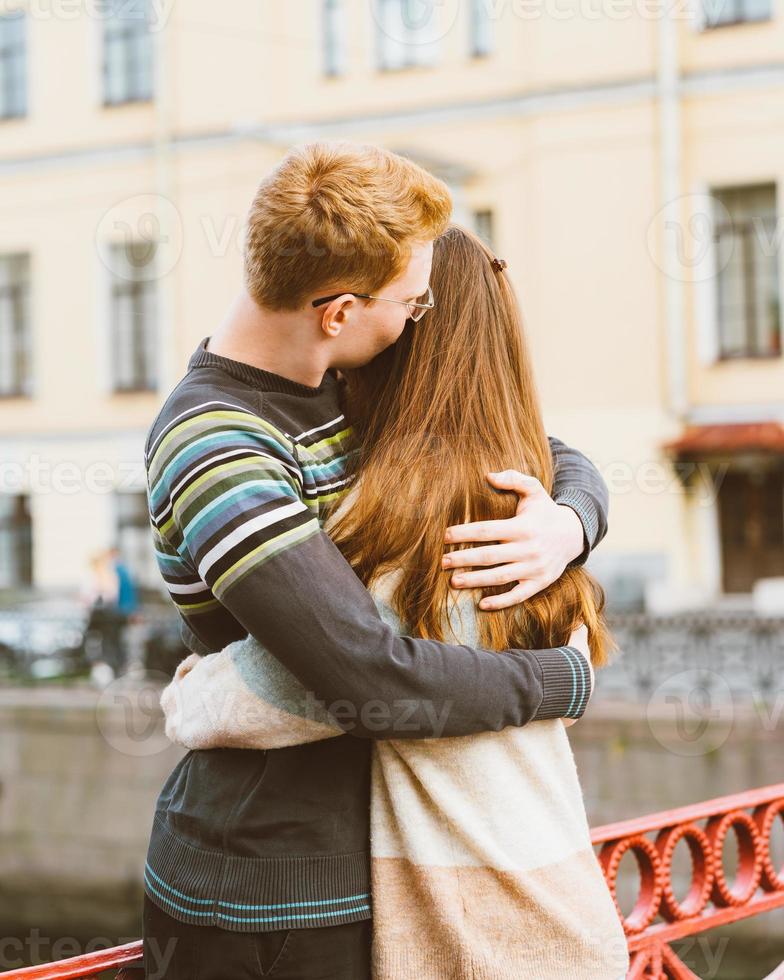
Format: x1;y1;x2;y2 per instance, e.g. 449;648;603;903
0;495;32;590
324;0;346;76
713;184;781;360
718;469;784;594
102;0;153;105
115;490;159;593
108;240;157;392
702;0;771;28
0;254;31;397
376;0;440;70
470;0;494;56
0;11;26;120
473;209;495;249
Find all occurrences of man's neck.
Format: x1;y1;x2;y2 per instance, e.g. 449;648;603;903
207;290;328;389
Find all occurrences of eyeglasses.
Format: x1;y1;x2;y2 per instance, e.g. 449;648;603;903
311;285;434;323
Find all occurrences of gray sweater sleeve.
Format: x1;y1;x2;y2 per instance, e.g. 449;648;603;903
217;529;592;740
160;424;596;742
548;435;609;568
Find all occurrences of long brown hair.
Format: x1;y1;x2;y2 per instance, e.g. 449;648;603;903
332;225;614;666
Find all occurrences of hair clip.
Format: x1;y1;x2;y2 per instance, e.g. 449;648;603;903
491;257;508;273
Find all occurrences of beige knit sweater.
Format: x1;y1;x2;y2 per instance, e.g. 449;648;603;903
161;513;629;979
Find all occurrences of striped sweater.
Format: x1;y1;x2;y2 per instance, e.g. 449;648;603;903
160;490;630;978
143;339;609;932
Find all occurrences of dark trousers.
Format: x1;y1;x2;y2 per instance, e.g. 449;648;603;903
142;893;372;980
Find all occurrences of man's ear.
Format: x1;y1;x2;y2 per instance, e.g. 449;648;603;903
320;295;355;339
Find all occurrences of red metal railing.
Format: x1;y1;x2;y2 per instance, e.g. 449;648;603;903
0;942;144;979
3;784;784;979
591;783;784;979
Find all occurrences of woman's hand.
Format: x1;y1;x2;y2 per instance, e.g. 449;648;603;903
442;470;587;610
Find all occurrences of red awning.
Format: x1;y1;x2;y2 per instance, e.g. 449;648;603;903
663;422;784;456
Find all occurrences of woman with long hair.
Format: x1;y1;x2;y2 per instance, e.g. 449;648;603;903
162;225;629;979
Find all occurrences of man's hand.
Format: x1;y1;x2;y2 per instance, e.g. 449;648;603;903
442;470;587;611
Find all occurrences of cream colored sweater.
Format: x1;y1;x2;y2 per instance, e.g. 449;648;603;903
161;521;629;979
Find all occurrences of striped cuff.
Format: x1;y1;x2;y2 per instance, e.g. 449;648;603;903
554;487;599;568
532;645;593;720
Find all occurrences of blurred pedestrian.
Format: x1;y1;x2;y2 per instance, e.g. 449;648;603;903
83;548;136;681
109;546;139;617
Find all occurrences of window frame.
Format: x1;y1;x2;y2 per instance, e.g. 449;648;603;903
101;0;154;107
469;0;494;57
375;0;440;71
0;494;33;591
0;253;32;399
115;488;161;594
699;0;772;30
712;183;782;362
0;10;27;121
473;208;496;250
107;240;158;394
323;0;347;77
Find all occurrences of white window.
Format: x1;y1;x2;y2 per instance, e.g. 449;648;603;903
0;254;31;397
473;209;495;249
115;491;159;592
470;0;494;56
324;0;347;76
108;241;158;392
701;0;771;27
713;184;780;360
0;11;26;119
0;495;32;590
102;0;153;105
376;0;440;70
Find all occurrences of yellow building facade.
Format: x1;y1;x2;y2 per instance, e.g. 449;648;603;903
0;0;782;609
